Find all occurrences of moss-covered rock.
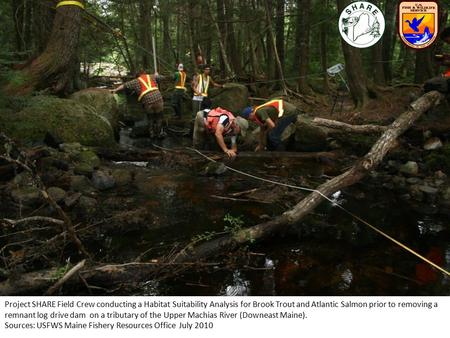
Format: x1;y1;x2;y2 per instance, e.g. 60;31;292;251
210;83;249;114
0;96;115;147
293;115;328;151
76;150;101;168
70;88;120;132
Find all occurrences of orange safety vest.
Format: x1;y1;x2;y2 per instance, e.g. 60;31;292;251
196;74;210;97
204;108;236;135
250;99;284;126
444;68;450;77
137;74;158;101
175;71;187;90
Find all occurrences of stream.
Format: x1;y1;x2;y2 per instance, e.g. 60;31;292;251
85;130;450;296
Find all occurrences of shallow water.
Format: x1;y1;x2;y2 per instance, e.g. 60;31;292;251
96;128;450;296
96;150;450;296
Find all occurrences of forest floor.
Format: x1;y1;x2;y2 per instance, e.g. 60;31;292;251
293;86;421;123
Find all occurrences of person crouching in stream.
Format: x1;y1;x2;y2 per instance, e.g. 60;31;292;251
241;99;299;151
112;69;165;139
193;107;248;159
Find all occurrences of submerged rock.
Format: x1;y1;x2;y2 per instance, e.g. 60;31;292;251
201;162;228;176
418;185;439;195
70;175;96;194
0;96;115;147
424;137;443;150
76;150;101;168
78;196;98;214
47;187;66;203
399;161;419;176
74;162;94;177
111;168;133;186
60;142;83;156
92;170;116;190
11;186;42;206
64;192;82;207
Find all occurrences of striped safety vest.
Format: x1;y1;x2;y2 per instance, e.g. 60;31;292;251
175;71;187;90
196;74;210;97
250;99;285;126
137;74;158;101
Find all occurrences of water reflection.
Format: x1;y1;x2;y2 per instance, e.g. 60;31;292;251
224;270;250;296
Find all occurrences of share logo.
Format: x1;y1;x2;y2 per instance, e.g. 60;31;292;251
339;1;385;48
398;1;439;49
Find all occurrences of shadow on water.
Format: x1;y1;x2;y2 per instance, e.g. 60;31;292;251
103;132;450;296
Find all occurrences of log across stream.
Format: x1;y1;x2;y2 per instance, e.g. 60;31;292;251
1;92;449;296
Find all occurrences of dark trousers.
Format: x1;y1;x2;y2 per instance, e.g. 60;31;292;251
171;89;185;117
144;100;164;138
267;114;298;151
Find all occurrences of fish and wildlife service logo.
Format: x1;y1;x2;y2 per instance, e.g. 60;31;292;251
339;1;385;48
398;1;439;49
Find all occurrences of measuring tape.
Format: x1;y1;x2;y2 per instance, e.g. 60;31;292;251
56;1;85;10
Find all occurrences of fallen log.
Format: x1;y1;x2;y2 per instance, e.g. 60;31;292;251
45;260;86;295
94;145;340;162
172;91;444;263
0;92;443;294
312;117;388;133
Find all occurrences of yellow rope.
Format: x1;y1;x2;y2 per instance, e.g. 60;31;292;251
188;147;450;278
56;1;85;10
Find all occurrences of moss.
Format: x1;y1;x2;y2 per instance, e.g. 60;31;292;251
0;96;115;147
75;150;101;168
70;88;120;130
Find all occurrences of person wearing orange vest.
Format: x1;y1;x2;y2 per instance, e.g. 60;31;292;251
112;70;165;139
193;107;248;159
171;63;187;118
191;65;224;118
241;99;298;151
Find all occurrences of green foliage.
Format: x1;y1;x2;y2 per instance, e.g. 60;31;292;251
223;213;244;234
52;264;70;280
190;231;217;243
2;69;28;87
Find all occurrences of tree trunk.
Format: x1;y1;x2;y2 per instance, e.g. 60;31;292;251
225;0;241;75
372;42;386;85
138;0;152;70
337;0;370;109
5;0;84;95
11;0;25;52
275;0;285;79
264;0;287;93
186;1;198;72
161;1;174;66
296;0;312;94
382;0;397;83
414;50;434;83
320;0;330;92
206;1;233;77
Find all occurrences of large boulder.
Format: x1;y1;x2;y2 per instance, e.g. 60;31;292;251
70;88;121;132
0;96;115;147
293;115;328;151
210;83;249;114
